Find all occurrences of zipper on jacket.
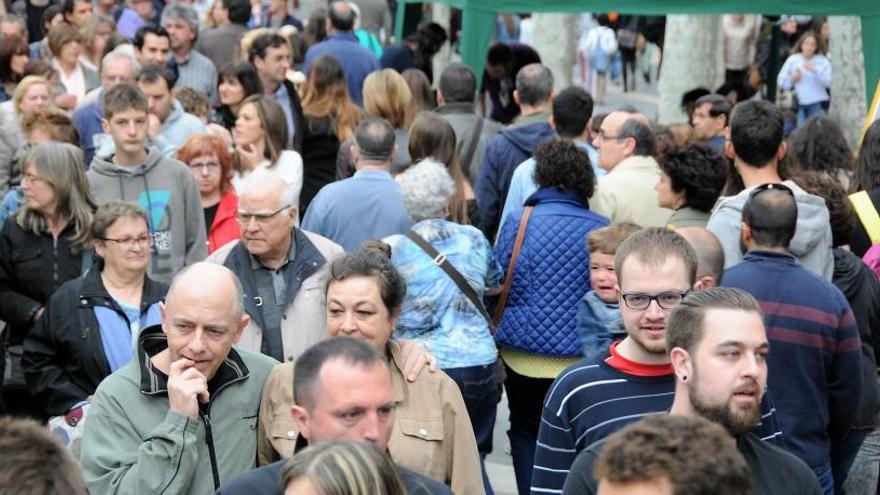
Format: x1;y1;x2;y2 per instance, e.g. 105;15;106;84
200;411;221;490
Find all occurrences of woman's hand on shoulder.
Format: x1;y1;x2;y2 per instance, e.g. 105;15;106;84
398;340;438;382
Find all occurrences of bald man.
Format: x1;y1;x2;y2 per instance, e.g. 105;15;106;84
207;170;344;364
590;110;671;227
81;263;278;495
675;226;725;288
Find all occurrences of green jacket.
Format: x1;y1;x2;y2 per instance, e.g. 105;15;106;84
81;326;278;494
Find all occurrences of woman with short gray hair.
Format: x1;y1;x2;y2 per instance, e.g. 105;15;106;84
383;158;502;494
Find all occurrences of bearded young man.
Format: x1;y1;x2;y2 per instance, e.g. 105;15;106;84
530;230;781;495
561;288;821;495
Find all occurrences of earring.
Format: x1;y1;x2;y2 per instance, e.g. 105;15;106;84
682;375;687;382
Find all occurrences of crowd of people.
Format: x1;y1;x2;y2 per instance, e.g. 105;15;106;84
0;1;876;495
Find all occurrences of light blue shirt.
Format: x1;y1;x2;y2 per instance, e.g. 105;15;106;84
301;169;412;252
385;219;503;369
274;82;295;145
777;53;832;106
498;140;601;234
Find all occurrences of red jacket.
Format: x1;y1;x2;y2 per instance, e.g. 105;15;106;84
208;190;239;253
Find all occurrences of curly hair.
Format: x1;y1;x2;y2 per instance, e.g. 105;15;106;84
594;414;751;495
792;170;853;248
853;119;880;192
657;143;727;213
786;116;854;181
533;140;596;203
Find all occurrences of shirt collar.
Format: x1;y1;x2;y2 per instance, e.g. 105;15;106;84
248;236;296;270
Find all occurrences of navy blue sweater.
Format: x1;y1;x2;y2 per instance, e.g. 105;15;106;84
722;250;863;475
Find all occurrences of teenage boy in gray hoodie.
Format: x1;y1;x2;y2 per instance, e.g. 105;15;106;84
88;83;208;283
706;100;833;281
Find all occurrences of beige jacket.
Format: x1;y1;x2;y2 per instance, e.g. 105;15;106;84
591;154;672;227
257;341;485;495
206;229;344;363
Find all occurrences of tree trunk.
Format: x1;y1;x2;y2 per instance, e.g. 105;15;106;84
658;15;724;124
828;16;867;150
530;13;579;89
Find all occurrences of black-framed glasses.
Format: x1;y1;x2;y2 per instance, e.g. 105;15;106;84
748;182;794;200
621;291;690;310
236;205;290;225
101;234;152;248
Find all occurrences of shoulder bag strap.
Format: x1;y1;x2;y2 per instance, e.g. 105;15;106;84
849;191;880;245
492;206;533;329
404;230;492;324
461;117;485;173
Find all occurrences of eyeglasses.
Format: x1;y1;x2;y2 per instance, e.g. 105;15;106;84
747;182;794;200
621;291;690;310
21;173;47;185
596;131;629;142
101;234;152;248
188;161;221;173
237;205;290;225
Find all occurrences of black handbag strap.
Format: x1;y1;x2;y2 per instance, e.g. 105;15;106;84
404;230;492;324
461;117;485;173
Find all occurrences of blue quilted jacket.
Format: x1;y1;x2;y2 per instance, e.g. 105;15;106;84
493;187;610;357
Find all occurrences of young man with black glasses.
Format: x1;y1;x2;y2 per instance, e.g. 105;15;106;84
530;228;781;495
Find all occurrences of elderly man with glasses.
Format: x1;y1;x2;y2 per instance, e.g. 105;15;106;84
530;227;783;495
590;109;671;227
206;169;344;364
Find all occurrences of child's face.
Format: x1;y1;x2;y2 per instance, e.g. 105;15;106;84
589;251;618;303
102;108;148;156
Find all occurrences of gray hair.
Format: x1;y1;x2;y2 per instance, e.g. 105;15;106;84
354;117;395;162
161;3;200;33
101;48;141;78
515;63;554;106
17;143;95;250
395;158;455;222
620;118;656;157
0;14;27;33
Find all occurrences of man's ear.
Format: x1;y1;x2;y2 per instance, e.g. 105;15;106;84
741;222;752;243
291;404;311;440
622;136;637;156
724;128;736;160
776;140;788;162
159;301;170;335
390;144;398;163
101;117;111;134
697;275;716;290
232;313;250;343
436;88;445;106
549;115;557;130
669;347;693;383
513;89;521;106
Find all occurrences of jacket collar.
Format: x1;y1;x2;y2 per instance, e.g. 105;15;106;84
79;259;167;309
214;190;238;225
435;102;476;115
328;32;358;42
136;325;250;395
524;187;589;209
513;109;551;127
743;250;798;265
608;154;658;173
387;340;407;404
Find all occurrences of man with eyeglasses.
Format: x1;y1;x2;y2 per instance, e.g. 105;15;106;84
207;170;344;364
590;109;671;227
721;184;862;495
530;228;781;495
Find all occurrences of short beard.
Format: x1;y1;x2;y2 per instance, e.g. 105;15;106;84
688;377;759;436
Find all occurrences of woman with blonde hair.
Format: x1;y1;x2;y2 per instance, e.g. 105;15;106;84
0;142;95;418
299;55;363;217
408;112;476;226
337;69;412;178
282;440;407;495
232;94;303;203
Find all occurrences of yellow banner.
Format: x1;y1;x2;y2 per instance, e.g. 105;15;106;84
865;77;880;138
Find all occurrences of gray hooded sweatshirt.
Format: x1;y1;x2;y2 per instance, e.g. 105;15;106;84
707;179;834;281
87;148;208;282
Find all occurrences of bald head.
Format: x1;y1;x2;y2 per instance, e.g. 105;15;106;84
675;227;724;288
167;262;244;319
515;63;554;108
240;170;296;210
328;0;355;31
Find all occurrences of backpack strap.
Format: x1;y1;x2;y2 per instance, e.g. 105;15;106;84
492;206;533;329
849;191;880;245
404;230;492;324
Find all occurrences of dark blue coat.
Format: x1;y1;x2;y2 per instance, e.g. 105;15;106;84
476;120;555;240
493;188;609;357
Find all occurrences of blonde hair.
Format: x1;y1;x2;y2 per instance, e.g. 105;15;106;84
12;76;50;116
239;27;276;63
363;69;411;129
281;440;406;495
17;143;96;249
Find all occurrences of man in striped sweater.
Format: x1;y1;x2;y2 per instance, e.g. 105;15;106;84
529;228;699;494
722;183;862;494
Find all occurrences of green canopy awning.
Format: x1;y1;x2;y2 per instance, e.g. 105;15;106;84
396;1;880;106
